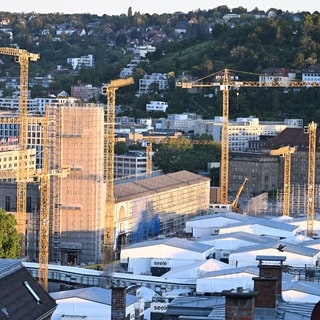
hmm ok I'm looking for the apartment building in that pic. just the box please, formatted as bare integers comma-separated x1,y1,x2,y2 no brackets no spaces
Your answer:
146,101,168,112
71,84,100,102
157,113,201,133
0,96,78,113
138,73,168,96
67,54,94,70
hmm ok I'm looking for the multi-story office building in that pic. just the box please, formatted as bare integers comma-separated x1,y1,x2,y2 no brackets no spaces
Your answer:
115,151,148,178
212,116,303,151
0,97,78,113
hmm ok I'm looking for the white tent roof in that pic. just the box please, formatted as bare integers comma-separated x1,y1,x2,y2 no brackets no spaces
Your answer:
196,266,259,293
50,286,139,319
121,237,214,260
161,258,233,280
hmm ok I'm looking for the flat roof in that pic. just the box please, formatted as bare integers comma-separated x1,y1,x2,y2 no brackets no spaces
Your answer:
256,255,286,262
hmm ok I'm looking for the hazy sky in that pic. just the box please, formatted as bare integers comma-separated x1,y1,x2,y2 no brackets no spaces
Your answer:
1,0,319,15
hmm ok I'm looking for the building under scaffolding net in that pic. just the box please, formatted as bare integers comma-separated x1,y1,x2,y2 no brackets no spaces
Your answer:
244,192,269,216
50,103,105,265
114,170,211,246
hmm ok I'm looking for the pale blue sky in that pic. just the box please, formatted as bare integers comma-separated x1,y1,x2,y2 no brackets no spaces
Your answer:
1,0,318,15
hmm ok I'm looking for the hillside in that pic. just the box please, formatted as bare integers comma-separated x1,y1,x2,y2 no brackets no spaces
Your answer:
0,7,319,122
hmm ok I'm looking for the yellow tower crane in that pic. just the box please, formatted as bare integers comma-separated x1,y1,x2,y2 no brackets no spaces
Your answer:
270,146,296,216
0,47,39,256
305,121,317,238
176,68,320,207
101,77,134,267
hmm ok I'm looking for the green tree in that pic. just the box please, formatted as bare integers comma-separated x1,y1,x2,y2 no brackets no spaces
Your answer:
115,141,129,154
0,209,20,258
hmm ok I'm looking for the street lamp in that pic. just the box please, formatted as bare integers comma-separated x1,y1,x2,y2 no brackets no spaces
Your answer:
236,92,239,110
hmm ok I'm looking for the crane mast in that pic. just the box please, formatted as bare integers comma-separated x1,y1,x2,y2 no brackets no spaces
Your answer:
0,47,39,256
306,121,317,238
220,69,230,204
270,146,296,216
102,77,134,267
38,110,50,291
142,139,153,174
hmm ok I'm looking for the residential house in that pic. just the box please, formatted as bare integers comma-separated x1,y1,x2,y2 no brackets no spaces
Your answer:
302,64,320,84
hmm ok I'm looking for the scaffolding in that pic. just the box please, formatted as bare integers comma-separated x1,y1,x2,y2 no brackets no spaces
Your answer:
276,184,320,216
115,171,211,243
50,104,105,265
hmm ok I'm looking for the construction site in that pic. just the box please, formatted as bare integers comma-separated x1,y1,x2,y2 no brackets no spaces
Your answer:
1,47,320,295
0,47,213,293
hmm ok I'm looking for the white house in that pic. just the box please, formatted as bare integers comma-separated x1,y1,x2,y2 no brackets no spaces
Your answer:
146,101,168,112
302,65,320,85
67,54,94,70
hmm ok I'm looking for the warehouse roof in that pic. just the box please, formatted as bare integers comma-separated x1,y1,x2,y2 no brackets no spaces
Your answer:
114,170,210,201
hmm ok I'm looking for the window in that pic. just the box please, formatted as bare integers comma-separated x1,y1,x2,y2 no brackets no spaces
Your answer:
5,196,10,212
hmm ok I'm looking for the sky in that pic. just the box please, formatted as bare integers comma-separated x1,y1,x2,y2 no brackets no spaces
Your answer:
0,0,319,15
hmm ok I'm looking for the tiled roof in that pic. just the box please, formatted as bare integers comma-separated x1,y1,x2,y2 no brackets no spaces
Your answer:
264,127,320,150
114,170,209,201
0,260,56,320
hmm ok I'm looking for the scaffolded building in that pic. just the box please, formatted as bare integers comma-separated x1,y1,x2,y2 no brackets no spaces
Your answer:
114,170,210,246
1,104,211,266
49,103,105,265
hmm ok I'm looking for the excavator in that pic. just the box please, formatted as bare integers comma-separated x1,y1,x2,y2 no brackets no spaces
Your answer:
209,177,248,213
231,177,248,212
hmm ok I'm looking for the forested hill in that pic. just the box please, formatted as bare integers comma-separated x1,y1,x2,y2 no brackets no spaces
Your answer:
0,7,319,122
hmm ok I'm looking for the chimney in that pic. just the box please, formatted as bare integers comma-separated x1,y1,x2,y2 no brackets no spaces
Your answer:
253,276,277,308
224,287,258,320
111,286,126,320
256,255,286,298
